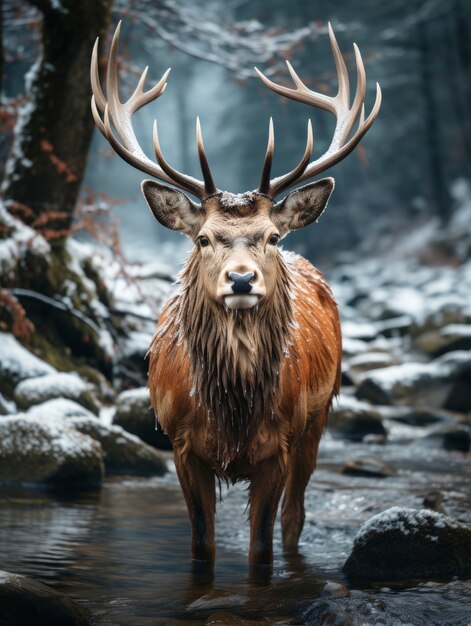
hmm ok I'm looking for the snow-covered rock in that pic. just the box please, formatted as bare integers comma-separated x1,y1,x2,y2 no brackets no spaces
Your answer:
414,323,471,356
0,333,55,395
328,395,386,442
14,372,99,413
348,351,400,375
0,416,104,487
341,457,394,478
355,350,471,407
26,398,96,420
0,570,90,626
114,387,171,450
343,506,471,580
67,418,167,476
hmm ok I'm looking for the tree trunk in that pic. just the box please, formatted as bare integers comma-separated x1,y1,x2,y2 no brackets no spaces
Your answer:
416,5,453,223
2,0,113,228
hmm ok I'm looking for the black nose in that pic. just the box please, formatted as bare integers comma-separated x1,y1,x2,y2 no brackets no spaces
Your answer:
228,271,255,294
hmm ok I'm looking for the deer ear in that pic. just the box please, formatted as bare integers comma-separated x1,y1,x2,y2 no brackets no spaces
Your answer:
141,180,204,236
272,178,335,235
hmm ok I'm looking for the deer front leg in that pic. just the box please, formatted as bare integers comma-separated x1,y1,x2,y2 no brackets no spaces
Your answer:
248,457,287,566
174,448,216,563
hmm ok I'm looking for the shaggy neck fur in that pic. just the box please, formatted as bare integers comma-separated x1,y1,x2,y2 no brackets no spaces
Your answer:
177,250,293,465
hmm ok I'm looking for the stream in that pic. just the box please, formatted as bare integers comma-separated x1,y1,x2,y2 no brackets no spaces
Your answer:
1,436,470,625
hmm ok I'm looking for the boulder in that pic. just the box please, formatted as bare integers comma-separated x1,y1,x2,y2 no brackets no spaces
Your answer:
0,333,54,396
348,351,400,375
328,396,387,442
27,398,97,420
355,351,471,407
343,506,471,581
385,406,466,427
68,417,167,476
341,458,395,478
0,570,90,626
416,425,471,452
414,323,471,356
0,391,15,415
303,584,470,626
341,321,378,342
114,387,171,450
0,416,104,487
14,373,100,413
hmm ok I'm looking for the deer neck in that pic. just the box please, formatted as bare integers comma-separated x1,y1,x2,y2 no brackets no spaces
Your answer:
178,251,293,463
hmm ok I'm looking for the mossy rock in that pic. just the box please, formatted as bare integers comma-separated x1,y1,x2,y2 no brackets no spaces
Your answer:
0,415,104,488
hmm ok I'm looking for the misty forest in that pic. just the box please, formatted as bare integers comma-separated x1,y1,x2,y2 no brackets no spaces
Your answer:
0,0,470,624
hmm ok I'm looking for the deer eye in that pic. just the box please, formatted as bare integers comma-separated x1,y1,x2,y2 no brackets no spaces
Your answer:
268,233,280,245
198,235,210,247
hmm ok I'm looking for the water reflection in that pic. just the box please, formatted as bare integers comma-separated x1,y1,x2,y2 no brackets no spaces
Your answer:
0,445,470,624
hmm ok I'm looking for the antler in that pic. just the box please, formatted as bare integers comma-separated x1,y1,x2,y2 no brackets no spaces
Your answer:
90,21,218,199
254,23,382,198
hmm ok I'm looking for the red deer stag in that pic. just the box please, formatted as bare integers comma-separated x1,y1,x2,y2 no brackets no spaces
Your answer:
91,22,381,566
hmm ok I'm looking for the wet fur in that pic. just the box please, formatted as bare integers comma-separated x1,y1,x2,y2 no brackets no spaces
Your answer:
148,252,341,481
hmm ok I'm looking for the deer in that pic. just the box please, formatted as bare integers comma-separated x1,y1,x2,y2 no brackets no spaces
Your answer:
90,21,381,567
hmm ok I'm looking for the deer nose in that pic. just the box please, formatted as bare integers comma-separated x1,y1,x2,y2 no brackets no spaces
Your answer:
228,271,255,294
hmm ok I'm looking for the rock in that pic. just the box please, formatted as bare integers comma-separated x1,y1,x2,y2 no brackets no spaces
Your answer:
444,367,471,412
0,570,90,626
385,406,466,427
343,506,471,581
417,425,471,452
115,331,150,387
362,434,387,445
422,490,447,514
0,416,104,487
348,351,400,375
342,337,369,358
341,458,395,478
329,396,387,442
303,593,402,626
27,398,97,420
0,391,15,415
0,333,55,396
303,586,471,626
14,373,100,413
114,387,172,450
68,417,167,476
414,324,471,356
342,321,378,342
355,351,471,407
375,315,412,338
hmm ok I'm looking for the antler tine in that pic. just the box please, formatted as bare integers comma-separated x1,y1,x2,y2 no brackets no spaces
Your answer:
90,21,214,199
270,120,313,193
328,22,350,110
152,120,203,197
91,38,107,112
196,117,217,196
274,82,382,195
255,24,381,197
258,117,275,195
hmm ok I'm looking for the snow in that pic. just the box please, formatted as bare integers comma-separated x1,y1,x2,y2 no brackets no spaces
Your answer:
0,415,97,461
117,387,151,406
15,372,91,405
357,350,471,392
353,506,461,546
0,203,50,273
341,320,378,341
27,398,96,420
0,332,55,384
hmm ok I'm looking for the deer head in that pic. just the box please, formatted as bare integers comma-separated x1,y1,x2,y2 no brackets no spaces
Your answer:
91,22,381,311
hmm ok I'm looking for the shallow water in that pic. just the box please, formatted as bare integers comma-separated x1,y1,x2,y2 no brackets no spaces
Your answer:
0,439,470,625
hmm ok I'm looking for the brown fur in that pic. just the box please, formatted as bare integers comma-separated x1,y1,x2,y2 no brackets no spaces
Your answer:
148,234,341,563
